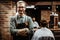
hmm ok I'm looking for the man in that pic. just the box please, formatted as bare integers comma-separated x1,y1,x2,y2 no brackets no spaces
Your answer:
10,1,34,40
31,20,55,40
32,17,39,28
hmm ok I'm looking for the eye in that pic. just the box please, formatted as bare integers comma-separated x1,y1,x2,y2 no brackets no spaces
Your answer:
17,7,25,8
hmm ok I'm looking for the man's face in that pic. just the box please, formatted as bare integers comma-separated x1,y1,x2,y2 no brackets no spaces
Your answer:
33,18,35,21
17,2,26,16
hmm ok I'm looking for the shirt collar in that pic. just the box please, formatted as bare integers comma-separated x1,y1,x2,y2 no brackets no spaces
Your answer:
17,14,26,18
41,27,46,29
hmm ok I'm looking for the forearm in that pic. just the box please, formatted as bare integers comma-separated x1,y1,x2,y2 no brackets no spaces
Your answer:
10,27,30,35
10,28,19,35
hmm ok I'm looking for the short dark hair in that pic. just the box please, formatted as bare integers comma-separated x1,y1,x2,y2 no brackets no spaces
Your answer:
40,20,48,27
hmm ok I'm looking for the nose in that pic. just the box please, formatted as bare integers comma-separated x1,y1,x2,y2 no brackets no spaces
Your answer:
19,8,23,11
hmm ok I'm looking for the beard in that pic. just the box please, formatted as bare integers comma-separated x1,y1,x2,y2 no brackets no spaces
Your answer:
18,11,25,16
18,10,25,13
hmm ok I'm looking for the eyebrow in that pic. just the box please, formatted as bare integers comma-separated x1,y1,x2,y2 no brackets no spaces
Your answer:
17,6,25,8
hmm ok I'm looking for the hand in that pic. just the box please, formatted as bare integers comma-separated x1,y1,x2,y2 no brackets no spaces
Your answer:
24,28,29,32
17,28,29,36
33,28,38,32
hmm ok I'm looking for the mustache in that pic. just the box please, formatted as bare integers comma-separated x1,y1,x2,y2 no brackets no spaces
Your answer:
18,10,23,11
18,10,24,12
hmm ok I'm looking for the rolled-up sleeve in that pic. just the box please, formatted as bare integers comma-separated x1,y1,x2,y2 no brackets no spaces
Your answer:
10,16,19,35
28,17,34,29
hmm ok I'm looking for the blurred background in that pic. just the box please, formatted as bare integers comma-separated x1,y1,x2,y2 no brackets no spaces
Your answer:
0,0,60,40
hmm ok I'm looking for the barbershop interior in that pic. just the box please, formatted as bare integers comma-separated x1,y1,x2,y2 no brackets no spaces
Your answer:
0,0,60,40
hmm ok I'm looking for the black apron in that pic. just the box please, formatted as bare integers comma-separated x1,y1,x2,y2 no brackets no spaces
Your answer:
13,16,34,40
13,23,30,40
